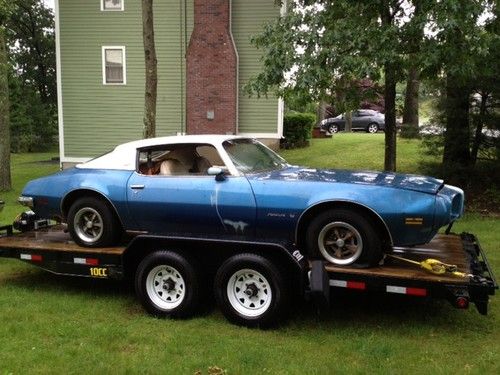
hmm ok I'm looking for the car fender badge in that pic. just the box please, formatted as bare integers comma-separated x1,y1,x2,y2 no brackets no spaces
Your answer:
405,217,423,225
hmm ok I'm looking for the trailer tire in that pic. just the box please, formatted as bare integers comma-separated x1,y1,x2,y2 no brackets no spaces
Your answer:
67,197,120,247
135,251,201,319
214,253,289,328
306,208,382,267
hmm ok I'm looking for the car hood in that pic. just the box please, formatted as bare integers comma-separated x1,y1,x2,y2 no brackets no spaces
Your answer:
249,166,444,194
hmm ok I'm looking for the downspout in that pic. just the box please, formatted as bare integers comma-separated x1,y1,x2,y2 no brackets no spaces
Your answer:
229,0,239,134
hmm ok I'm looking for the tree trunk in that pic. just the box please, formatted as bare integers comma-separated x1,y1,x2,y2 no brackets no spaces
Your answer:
401,0,423,138
402,66,419,130
442,77,471,167
0,26,12,191
317,101,327,123
384,63,397,172
142,0,157,139
380,1,397,172
470,92,488,165
345,111,352,132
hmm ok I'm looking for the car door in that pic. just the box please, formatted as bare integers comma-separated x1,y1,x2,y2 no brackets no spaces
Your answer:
126,144,257,237
352,110,370,129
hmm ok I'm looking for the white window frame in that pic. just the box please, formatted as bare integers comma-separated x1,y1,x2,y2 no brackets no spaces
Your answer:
102,46,127,85
101,0,124,11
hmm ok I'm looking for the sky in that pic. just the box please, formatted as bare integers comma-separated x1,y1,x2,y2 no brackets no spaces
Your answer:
43,0,54,10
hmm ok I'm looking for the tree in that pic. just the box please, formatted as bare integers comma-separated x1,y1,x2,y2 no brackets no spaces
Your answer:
469,12,500,164
142,0,157,139
246,0,408,171
0,1,13,191
401,0,427,138
7,0,56,152
424,0,496,168
7,0,56,106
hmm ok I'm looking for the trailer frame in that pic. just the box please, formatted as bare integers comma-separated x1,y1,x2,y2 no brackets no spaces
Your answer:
0,223,496,325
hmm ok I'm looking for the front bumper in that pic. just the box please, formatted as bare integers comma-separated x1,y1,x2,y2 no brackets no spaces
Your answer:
18,196,34,208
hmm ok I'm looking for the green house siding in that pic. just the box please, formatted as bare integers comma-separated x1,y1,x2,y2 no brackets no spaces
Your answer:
58,0,279,159
232,0,281,134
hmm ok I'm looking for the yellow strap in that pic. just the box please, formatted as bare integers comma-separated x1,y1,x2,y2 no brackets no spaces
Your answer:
387,254,468,278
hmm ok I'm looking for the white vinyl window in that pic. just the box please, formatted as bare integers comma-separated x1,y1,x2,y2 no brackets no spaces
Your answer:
101,0,124,11
102,46,126,85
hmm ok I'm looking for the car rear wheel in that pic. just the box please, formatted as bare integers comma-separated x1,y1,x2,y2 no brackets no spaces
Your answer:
67,197,121,247
328,124,339,133
214,253,289,327
367,123,379,133
135,251,202,318
306,209,383,267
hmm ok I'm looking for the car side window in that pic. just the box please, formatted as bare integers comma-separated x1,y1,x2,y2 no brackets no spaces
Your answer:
137,144,224,176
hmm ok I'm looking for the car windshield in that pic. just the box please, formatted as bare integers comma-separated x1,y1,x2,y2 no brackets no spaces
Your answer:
223,139,288,173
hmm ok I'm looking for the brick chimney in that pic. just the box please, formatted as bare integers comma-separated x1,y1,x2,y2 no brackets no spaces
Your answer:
186,0,238,134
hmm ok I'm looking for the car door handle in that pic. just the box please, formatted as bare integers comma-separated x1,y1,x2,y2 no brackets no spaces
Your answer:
130,184,145,190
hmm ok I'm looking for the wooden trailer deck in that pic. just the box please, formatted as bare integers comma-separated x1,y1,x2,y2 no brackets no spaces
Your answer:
0,225,125,255
325,234,471,284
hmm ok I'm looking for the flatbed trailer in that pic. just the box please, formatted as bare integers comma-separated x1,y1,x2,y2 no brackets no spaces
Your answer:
0,224,496,327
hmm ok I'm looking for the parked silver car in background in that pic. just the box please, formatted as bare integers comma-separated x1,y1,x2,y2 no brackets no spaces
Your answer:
320,109,385,134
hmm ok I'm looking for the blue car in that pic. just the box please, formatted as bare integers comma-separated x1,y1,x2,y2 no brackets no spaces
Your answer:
18,135,464,266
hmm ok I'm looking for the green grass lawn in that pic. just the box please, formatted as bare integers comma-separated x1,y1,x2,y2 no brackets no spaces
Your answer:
0,137,498,374
280,133,432,173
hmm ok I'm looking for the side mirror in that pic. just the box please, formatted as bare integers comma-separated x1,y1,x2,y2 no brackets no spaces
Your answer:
207,167,227,181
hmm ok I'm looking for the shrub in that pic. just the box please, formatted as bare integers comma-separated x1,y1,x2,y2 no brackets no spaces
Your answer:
282,112,316,149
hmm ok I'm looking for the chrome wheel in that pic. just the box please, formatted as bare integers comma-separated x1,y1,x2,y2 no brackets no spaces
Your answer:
74,207,104,244
226,269,272,317
146,265,186,310
328,124,339,133
318,221,363,265
367,123,379,133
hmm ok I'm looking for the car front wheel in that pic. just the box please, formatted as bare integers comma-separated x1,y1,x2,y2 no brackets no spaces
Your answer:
367,123,379,133
328,124,339,133
67,197,121,247
306,209,383,267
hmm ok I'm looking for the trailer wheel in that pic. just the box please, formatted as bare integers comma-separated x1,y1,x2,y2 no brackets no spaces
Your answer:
306,208,382,267
135,251,201,318
67,197,120,247
214,253,289,327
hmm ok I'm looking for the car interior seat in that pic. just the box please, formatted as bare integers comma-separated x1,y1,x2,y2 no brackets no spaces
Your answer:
167,148,195,169
194,156,212,174
159,158,185,175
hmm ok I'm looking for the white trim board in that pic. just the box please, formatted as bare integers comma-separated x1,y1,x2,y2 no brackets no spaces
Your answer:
55,0,65,168
238,133,282,139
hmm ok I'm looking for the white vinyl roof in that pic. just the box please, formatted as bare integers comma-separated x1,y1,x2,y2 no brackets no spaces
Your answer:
76,134,246,172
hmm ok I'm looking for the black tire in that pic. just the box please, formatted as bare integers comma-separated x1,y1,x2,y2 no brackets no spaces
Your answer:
67,197,121,247
367,123,379,133
306,209,382,267
328,124,339,133
135,251,201,319
214,253,290,328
